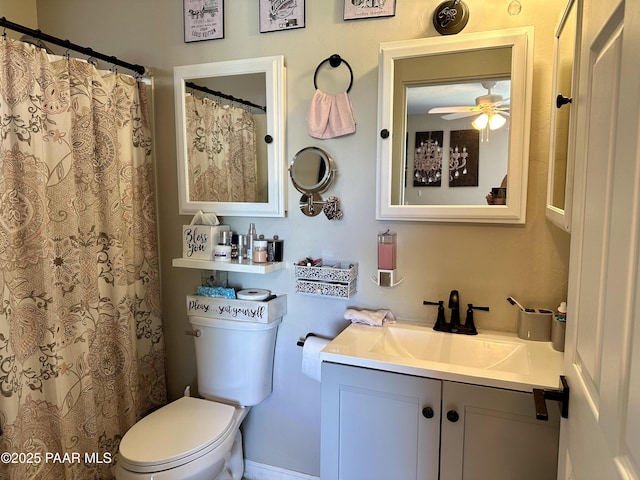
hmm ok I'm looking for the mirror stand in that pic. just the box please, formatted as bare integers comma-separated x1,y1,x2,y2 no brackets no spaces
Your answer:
299,193,324,217
298,194,343,220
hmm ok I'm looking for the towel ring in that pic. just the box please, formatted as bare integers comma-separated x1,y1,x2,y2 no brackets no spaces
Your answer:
313,54,354,93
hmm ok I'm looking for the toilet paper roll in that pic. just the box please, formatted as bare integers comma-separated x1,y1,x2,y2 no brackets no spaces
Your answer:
301,336,331,382
237,289,271,301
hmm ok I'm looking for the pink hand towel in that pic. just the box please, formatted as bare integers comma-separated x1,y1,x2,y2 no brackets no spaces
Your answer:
307,89,356,139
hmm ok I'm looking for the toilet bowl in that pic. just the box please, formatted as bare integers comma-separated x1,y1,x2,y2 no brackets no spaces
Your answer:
115,396,248,480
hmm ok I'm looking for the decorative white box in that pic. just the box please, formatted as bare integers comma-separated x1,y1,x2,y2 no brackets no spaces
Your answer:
294,261,358,299
186,294,287,324
295,279,357,299
182,224,229,260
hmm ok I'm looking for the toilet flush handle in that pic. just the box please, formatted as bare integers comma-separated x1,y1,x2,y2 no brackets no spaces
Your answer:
185,329,201,337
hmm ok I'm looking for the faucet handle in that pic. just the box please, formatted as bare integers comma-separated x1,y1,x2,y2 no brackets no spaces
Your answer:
423,300,441,306
424,300,450,332
459,304,489,335
469,304,490,312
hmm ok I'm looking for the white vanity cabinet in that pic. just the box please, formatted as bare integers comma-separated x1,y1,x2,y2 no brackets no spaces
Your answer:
440,381,560,480
321,362,560,480
321,362,441,480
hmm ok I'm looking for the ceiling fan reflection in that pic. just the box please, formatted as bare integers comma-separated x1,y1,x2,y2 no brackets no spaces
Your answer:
428,81,510,141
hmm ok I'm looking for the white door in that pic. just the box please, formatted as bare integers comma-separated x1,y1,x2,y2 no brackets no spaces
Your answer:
558,0,640,477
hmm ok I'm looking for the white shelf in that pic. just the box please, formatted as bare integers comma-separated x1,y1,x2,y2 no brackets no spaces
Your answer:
172,257,286,274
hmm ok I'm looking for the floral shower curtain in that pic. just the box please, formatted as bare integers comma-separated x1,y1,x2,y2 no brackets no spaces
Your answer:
0,38,166,479
185,94,258,202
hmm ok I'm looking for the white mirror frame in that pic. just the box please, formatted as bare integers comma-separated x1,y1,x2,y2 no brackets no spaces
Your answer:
376,27,534,223
174,55,287,217
546,0,580,232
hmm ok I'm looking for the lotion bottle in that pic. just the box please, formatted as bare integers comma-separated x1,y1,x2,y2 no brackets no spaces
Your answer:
247,223,257,261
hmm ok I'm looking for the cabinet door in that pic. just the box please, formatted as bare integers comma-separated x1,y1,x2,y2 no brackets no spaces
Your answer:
321,363,441,480
440,381,560,480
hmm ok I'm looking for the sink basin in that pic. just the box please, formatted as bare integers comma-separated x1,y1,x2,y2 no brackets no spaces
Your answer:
320,322,564,391
370,325,531,375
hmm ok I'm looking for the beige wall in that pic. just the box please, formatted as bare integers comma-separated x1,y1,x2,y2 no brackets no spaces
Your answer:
1,0,38,37
34,0,570,475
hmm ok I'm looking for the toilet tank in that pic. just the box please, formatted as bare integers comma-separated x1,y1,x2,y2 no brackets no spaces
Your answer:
186,295,286,406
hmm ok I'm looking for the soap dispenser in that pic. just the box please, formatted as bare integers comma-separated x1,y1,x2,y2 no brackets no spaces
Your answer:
374,230,403,287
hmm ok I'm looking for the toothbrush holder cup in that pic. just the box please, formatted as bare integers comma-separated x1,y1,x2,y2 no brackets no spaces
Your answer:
517,308,553,341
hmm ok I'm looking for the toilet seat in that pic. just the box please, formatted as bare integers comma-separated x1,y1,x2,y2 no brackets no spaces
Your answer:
118,396,237,474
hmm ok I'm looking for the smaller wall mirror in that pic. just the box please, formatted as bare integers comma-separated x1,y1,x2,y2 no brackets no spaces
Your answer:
546,0,580,232
290,147,338,217
175,56,286,217
376,27,534,223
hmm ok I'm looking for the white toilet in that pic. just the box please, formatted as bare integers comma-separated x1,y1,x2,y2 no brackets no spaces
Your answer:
115,311,281,480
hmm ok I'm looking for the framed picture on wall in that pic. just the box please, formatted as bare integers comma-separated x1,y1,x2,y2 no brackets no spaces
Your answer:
449,129,480,187
344,0,396,21
413,131,444,187
184,0,224,42
260,0,306,33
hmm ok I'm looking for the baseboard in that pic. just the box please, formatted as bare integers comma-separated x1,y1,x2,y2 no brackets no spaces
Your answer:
244,460,319,480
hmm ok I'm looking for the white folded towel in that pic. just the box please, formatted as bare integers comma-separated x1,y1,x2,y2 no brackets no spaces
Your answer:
344,308,396,327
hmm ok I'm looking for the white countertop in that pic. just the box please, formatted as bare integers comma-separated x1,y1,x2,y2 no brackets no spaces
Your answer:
319,322,564,392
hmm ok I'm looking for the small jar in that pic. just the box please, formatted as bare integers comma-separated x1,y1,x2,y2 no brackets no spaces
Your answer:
219,230,231,246
253,240,268,263
267,235,284,262
214,244,232,261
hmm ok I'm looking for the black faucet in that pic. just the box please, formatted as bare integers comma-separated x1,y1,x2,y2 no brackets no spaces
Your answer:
424,291,489,335
448,290,461,332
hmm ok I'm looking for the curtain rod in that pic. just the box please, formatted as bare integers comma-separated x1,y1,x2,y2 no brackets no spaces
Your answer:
0,17,147,76
185,81,267,113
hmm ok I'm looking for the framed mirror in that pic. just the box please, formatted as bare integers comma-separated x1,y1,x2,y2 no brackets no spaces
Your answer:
289,147,338,217
376,27,534,223
546,0,580,231
174,55,286,217
290,146,336,195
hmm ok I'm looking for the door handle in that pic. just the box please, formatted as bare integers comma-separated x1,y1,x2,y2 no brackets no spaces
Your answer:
533,375,569,421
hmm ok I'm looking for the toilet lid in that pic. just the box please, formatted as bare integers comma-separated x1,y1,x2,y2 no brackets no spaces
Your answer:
119,396,236,470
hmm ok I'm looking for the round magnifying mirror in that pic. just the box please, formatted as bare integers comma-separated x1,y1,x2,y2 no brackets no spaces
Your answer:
290,147,336,195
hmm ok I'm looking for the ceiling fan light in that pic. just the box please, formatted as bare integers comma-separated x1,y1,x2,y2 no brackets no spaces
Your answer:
472,113,488,130
489,113,507,130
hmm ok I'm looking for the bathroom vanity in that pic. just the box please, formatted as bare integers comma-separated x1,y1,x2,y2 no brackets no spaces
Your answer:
319,323,563,480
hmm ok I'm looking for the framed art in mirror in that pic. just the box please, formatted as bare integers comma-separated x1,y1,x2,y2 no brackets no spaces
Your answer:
546,0,580,232
376,27,534,223
174,55,287,217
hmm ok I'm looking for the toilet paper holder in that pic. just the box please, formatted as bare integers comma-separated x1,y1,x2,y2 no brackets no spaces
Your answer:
297,333,317,347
